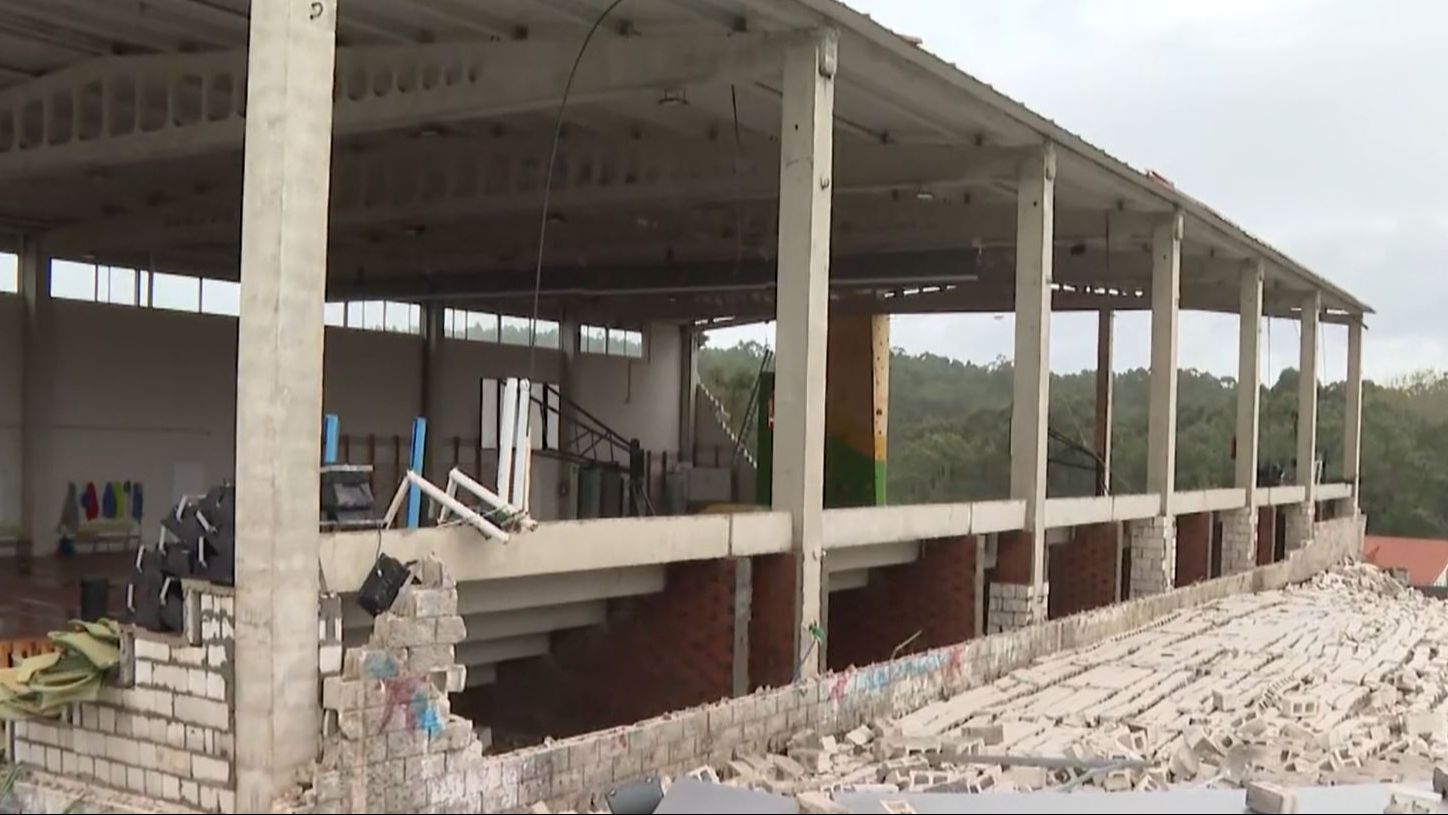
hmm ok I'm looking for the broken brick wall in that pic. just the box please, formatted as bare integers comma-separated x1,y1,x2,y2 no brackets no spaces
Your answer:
8,583,240,812
304,561,483,813
1047,523,1118,619
749,552,799,690
1175,512,1213,587
472,558,741,740
826,537,977,672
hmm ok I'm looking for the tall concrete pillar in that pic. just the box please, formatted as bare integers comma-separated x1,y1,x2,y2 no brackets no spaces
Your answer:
1297,291,1321,498
1147,211,1183,515
18,236,52,555
994,145,1056,630
1093,309,1113,496
1236,261,1264,505
1287,291,1321,551
1344,317,1364,506
770,31,835,679
556,314,581,519
678,324,699,463
824,313,889,508
420,303,447,485
232,0,338,808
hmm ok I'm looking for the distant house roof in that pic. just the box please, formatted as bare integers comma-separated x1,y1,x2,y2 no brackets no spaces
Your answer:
1364,536,1448,586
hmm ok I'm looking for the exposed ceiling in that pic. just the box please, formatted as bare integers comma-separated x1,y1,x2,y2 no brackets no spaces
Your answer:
0,0,1370,324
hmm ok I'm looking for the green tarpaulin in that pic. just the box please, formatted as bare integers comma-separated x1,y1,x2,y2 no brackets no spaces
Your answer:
0,619,121,720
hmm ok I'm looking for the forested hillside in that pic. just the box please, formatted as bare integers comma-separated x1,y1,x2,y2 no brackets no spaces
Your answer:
700,341,1448,537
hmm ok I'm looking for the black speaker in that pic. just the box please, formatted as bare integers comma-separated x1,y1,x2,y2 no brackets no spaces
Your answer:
79,577,109,622
127,548,166,632
320,466,376,524
357,554,409,617
158,578,185,633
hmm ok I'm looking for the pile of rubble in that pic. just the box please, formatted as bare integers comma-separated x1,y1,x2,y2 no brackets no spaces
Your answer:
699,561,1448,802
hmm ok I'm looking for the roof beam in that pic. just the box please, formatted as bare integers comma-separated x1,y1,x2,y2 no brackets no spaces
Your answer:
49,138,1027,253
0,31,814,183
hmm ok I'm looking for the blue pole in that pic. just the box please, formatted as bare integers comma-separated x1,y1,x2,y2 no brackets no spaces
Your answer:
322,414,340,465
407,417,428,528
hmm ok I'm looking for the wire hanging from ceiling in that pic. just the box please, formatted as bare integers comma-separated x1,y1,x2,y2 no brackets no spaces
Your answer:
526,0,628,380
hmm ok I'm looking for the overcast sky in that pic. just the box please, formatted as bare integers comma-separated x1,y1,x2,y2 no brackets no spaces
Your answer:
711,0,1446,384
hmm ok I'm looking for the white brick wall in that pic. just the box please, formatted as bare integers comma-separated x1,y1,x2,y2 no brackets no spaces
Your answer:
1220,506,1257,575
1128,516,1176,597
1285,502,1314,552
986,581,1049,633
11,581,240,813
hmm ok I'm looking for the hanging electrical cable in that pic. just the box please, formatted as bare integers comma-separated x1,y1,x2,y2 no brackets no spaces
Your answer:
526,0,628,380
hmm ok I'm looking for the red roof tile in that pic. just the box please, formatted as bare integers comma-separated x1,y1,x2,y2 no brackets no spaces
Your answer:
1364,536,1448,586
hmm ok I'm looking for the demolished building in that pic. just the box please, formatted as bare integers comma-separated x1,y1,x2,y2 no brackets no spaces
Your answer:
0,0,1379,812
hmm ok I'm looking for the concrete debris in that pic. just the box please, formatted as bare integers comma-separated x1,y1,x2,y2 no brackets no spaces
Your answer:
795,790,848,814
690,562,1448,802
1246,781,1299,813
1383,786,1439,814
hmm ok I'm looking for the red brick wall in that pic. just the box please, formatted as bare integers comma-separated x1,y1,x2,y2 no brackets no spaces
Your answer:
465,559,740,740
1257,506,1276,565
1175,512,1212,587
749,552,798,691
1047,523,1117,619
826,537,977,672
995,529,1034,584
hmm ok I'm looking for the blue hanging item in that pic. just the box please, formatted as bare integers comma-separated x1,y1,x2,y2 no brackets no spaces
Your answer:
406,417,428,529
101,482,118,519
323,414,341,465
131,482,144,521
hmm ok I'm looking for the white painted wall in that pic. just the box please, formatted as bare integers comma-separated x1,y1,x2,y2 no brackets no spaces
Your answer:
570,322,682,456
0,297,685,551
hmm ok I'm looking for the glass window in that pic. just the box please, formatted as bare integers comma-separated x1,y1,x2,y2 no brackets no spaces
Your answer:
581,325,607,354
103,266,138,306
532,319,560,349
383,301,411,334
620,329,644,358
467,311,499,342
152,273,201,312
0,253,19,293
50,261,97,301
324,302,345,326
499,315,532,346
346,301,364,328
200,278,240,316
362,300,385,330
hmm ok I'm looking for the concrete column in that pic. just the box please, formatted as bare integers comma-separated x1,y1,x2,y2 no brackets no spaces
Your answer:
1147,211,1183,515
420,303,446,485
1344,317,1364,502
232,0,338,808
770,31,835,679
1127,515,1176,597
17,236,52,555
824,313,889,508
1220,506,1257,575
1009,144,1055,603
556,314,581,519
678,324,698,463
1297,291,1321,498
1093,309,1113,496
1236,261,1264,505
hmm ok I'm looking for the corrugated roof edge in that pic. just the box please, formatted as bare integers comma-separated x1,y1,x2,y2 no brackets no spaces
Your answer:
799,0,1373,315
